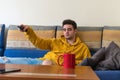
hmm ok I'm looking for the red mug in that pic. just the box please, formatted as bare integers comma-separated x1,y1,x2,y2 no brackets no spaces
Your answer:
57,53,75,69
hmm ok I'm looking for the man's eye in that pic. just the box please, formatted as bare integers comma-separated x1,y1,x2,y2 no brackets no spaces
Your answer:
62,28,72,31
63,29,66,31
68,28,72,31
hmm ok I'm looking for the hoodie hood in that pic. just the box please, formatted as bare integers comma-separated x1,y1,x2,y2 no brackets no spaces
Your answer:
60,35,82,46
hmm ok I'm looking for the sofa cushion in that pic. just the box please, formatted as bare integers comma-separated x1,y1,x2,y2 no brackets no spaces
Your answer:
77,27,103,50
102,26,120,47
56,26,103,51
95,70,120,80
96,41,120,70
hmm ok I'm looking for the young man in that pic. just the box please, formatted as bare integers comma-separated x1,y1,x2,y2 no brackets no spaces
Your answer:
0,19,91,65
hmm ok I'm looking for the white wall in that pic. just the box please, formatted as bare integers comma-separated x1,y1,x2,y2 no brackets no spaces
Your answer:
0,0,120,27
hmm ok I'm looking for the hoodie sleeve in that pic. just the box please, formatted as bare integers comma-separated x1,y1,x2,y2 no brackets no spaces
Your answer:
24,27,52,50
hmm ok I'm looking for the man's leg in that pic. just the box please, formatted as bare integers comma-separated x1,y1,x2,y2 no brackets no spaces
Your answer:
0,57,43,65
0,57,7,63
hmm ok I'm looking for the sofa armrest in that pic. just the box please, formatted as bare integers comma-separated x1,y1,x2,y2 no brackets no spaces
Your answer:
0,24,5,56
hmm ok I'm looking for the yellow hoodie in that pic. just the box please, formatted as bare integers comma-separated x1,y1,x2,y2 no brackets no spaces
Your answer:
25,27,91,65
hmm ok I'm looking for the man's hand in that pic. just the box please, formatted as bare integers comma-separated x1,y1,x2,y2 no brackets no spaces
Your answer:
18,24,29,32
42,59,53,65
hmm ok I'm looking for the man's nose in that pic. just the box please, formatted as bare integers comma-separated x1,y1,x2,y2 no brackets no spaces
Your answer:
65,29,69,32
65,30,69,34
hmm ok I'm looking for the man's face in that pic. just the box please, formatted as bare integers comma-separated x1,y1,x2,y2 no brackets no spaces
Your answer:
62,24,76,40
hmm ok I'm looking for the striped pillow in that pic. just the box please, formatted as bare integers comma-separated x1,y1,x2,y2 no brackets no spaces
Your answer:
102,26,120,47
6,25,56,48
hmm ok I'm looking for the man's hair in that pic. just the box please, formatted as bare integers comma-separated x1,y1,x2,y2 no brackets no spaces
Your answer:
62,19,77,30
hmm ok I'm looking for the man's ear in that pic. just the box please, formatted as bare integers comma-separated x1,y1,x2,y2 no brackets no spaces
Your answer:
75,29,77,33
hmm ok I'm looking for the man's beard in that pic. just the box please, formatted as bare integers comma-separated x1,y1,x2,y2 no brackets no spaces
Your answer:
66,36,73,40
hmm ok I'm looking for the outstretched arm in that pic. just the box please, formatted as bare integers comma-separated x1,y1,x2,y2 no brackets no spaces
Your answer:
18,24,52,50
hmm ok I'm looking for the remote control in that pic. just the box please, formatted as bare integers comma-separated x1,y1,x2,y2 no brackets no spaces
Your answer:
17,26,24,31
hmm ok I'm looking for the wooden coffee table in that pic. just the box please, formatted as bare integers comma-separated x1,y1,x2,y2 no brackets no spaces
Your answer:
0,64,99,80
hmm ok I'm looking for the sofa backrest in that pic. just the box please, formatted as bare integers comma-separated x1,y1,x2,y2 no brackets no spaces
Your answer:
4,25,56,58
4,25,120,58
102,26,120,47
77,27,103,50
6,25,56,49
56,26,103,52
0,24,5,56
